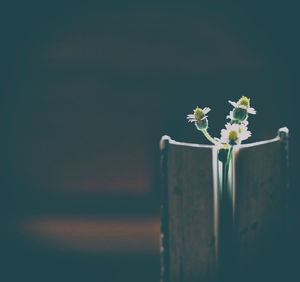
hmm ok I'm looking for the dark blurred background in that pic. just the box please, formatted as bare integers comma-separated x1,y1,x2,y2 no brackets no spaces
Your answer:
0,1,299,281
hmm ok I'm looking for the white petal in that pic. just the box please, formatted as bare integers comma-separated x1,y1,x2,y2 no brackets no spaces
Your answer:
220,137,228,144
248,107,256,114
240,132,251,141
226,123,239,131
221,129,228,137
239,123,248,131
226,111,234,120
241,120,249,126
239,105,247,110
239,127,251,140
203,107,211,114
228,100,238,107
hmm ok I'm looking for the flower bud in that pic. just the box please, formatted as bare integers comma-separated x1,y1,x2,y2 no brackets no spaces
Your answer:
194,107,205,120
233,107,247,121
195,117,208,130
218,147,228,162
239,96,250,108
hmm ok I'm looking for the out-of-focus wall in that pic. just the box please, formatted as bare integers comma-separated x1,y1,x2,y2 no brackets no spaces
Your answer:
3,2,294,215
0,2,298,281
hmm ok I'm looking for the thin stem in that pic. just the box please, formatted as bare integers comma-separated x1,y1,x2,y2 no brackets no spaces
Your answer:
219,145,233,280
202,129,217,145
226,146,233,168
222,160,227,193
223,146,233,189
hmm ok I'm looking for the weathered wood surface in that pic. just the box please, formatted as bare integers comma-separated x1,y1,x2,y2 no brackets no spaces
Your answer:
233,130,289,281
160,137,217,282
160,128,289,282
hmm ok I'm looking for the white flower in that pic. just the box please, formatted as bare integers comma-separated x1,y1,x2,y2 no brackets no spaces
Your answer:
220,123,251,145
187,106,210,130
227,96,255,122
186,106,211,123
228,96,256,114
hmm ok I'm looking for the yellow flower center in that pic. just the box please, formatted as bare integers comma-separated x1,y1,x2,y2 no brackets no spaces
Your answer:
238,96,250,108
229,130,239,142
194,107,205,120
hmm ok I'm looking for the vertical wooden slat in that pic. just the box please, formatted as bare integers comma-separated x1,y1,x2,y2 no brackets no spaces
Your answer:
160,136,170,282
167,141,217,282
233,130,288,281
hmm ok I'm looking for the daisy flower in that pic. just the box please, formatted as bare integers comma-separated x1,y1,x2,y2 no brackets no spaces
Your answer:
220,123,251,145
227,96,256,122
187,106,210,130
229,96,256,114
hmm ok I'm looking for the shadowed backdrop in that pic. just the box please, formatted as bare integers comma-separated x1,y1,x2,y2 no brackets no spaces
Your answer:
1,1,299,281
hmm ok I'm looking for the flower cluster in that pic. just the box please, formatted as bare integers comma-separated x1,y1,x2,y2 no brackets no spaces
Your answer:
187,96,255,147
221,96,254,145
187,97,256,201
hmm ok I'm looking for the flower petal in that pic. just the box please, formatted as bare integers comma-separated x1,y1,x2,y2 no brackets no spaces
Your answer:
241,120,249,126
226,111,234,120
203,107,211,114
239,105,247,110
228,100,238,107
248,107,256,114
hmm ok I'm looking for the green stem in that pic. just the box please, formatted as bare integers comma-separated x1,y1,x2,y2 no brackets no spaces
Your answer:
202,129,217,145
226,146,233,168
223,146,233,188
219,145,233,279
222,159,227,193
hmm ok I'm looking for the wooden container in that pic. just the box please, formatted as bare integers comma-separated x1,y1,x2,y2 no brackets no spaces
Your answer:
160,128,289,282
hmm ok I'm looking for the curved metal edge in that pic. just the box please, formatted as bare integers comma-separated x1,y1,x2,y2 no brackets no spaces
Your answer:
278,126,289,141
160,135,171,151
163,127,290,150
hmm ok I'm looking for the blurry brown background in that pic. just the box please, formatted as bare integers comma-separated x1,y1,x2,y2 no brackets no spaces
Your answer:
0,1,299,281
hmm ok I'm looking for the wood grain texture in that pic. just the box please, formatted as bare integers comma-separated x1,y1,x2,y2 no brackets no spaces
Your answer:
166,141,217,282
161,129,289,282
233,134,288,281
